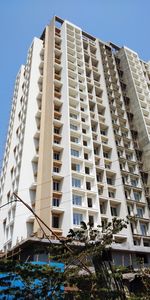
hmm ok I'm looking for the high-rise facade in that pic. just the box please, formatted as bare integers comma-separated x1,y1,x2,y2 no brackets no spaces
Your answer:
0,16,150,265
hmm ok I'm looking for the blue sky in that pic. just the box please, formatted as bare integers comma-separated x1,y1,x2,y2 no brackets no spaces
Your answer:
0,0,150,165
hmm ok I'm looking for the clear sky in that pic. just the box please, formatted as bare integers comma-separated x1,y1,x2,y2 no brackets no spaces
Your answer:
0,0,150,166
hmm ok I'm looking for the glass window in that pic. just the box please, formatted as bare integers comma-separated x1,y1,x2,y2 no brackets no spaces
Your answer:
104,152,109,158
131,179,138,187
85,167,90,174
87,198,92,207
111,206,118,216
107,177,113,185
73,194,82,205
86,181,91,190
73,213,83,225
140,223,147,236
52,215,59,228
53,198,60,207
84,153,88,160
71,149,79,157
72,163,80,172
108,191,115,198
70,124,78,131
134,192,141,201
70,113,77,119
82,128,86,134
53,152,60,160
71,136,79,143
72,178,81,188
137,207,144,218
54,127,60,134
83,140,87,146
53,166,59,173
53,181,60,191
100,203,105,214
89,215,94,226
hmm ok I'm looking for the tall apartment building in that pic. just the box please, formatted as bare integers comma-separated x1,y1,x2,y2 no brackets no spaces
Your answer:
0,16,150,266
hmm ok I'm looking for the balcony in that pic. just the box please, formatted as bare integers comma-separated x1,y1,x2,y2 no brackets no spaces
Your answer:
55,28,61,37
54,91,61,100
54,110,61,121
55,43,61,51
55,58,61,65
54,74,61,81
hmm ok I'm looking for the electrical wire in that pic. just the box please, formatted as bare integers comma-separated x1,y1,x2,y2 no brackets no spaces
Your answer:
0,157,149,203
0,176,148,216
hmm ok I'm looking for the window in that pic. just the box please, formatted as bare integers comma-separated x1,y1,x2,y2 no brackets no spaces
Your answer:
54,138,60,144
136,253,148,264
53,198,60,207
118,151,123,158
72,178,81,188
125,190,131,199
97,174,102,182
111,206,118,216
130,223,134,234
83,140,87,146
126,153,133,161
82,117,85,122
122,176,129,184
131,179,138,187
70,124,78,131
73,213,83,225
98,188,103,195
71,149,79,157
107,177,113,185
87,198,92,208
100,203,105,214
105,164,111,169
94,148,99,155
71,136,79,143
73,194,82,205
54,127,60,134
134,192,141,201
127,205,133,215
84,153,88,160
53,181,60,191
70,113,77,119
52,215,59,228
102,219,108,230
101,130,106,136
85,167,90,174
108,191,115,198
89,215,94,227
53,166,59,173
140,223,147,236
103,152,109,158
82,128,86,134
53,152,60,160
72,163,80,172
137,207,144,218
129,166,135,173
86,181,91,190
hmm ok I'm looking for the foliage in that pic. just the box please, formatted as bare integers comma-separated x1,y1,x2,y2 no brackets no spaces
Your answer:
0,260,65,299
1,218,150,299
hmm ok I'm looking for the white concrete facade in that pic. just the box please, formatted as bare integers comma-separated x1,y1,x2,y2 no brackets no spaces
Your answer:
0,16,150,265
